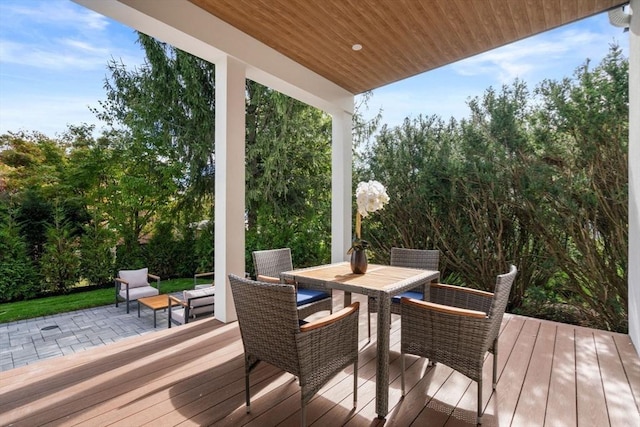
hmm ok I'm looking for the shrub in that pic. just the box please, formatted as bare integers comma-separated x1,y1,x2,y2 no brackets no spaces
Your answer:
0,204,40,301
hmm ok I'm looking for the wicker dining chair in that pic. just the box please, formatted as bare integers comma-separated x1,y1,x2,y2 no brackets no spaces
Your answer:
399,264,517,425
228,274,360,427
252,248,332,319
367,248,440,339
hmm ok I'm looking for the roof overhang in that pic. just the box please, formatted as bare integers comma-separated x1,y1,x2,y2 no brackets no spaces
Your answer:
75,0,626,115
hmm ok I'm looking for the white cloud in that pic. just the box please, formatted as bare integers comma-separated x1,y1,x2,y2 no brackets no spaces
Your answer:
0,0,108,31
451,24,622,84
0,0,141,72
0,38,111,70
0,0,145,136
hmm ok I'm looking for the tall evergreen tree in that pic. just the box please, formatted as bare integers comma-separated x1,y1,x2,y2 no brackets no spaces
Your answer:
97,33,333,266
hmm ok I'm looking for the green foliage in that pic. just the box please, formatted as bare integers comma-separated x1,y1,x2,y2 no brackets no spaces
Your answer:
0,201,40,301
527,45,628,331
15,188,53,263
115,230,146,272
357,46,628,332
0,131,67,192
95,36,214,214
79,212,115,286
39,205,81,294
145,222,179,278
173,224,198,278
97,34,334,274
194,220,214,273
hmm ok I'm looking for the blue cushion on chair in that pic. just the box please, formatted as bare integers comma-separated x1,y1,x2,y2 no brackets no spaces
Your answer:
392,290,423,304
297,289,330,306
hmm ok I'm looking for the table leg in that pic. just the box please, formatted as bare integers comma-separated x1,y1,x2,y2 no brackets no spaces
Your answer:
153,310,157,328
376,292,391,418
343,291,352,307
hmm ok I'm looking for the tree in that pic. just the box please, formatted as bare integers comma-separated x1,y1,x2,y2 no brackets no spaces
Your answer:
79,209,116,287
0,131,67,193
97,33,334,267
40,205,81,294
357,46,628,332
529,46,628,331
0,199,40,301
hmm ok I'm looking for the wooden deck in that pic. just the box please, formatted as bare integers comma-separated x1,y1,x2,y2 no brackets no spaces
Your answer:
1,292,639,426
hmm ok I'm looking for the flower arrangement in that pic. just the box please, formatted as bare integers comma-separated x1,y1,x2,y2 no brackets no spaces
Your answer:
347,180,390,254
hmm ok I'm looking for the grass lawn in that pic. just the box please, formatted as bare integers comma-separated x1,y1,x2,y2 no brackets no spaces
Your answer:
0,277,212,324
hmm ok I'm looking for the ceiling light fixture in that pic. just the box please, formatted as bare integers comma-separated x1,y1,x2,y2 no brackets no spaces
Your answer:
352,44,362,51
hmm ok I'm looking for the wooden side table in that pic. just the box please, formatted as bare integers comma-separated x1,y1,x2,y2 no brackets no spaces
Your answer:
137,294,176,328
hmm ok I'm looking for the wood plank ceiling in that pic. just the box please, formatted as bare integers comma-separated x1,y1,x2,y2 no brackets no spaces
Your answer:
188,0,626,94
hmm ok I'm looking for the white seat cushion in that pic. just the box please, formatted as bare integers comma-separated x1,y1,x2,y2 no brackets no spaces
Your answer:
119,268,149,289
183,287,215,316
171,308,187,325
119,286,159,301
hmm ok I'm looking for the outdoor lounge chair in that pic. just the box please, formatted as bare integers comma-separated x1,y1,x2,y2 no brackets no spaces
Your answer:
115,268,160,313
367,248,440,339
167,285,215,327
252,247,332,319
193,271,214,289
399,264,517,424
228,274,359,427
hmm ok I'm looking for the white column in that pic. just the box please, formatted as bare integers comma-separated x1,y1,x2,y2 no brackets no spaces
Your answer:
628,0,640,353
214,56,246,323
331,109,354,263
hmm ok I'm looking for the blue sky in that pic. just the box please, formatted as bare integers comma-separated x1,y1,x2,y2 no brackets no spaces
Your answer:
0,0,630,137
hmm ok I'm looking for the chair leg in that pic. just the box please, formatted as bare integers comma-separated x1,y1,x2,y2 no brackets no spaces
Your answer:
367,312,371,341
301,402,306,427
492,338,498,389
353,361,358,408
245,372,251,413
477,379,483,425
400,352,405,396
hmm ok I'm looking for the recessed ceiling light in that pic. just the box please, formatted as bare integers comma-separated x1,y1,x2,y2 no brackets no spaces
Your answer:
352,44,362,51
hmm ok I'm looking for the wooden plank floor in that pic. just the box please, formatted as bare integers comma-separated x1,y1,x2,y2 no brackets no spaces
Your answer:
1,293,639,426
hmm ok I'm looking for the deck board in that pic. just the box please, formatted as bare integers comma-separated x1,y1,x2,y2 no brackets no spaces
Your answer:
1,294,638,427
545,323,577,427
594,332,640,427
511,321,555,426
576,328,612,427
613,333,640,414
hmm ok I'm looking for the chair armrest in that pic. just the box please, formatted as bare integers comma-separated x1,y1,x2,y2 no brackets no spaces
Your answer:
148,273,160,292
300,302,360,332
186,293,216,303
168,295,187,308
431,283,493,298
194,272,214,278
194,272,214,288
114,278,129,291
257,274,281,284
430,283,493,313
295,302,360,379
401,297,487,319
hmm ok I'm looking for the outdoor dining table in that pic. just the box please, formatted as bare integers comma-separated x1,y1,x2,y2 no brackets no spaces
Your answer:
280,261,440,419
